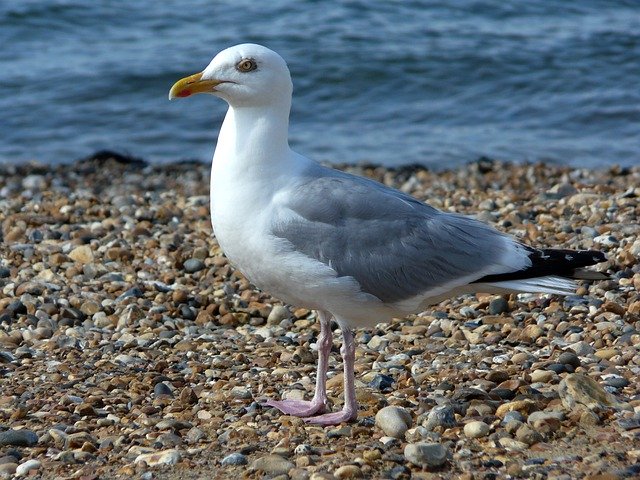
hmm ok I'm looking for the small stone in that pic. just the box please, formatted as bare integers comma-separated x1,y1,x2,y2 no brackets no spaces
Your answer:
221,453,248,466
527,411,564,433
502,411,525,424
230,386,252,399
496,399,537,418
515,424,544,445
334,465,363,478
267,305,290,325
135,449,181,467
559,373,621,411
0,463,17,476
375,406,412,439
368,374,394,391
558,351,581,368
0,429,38,447
403,442,448,468
251,454,295,475
422,404,456,431
486,370,509,383
604,376,630,389
530,369,554,383
183,258,205,273
464,420,490,438
520,324,544,342
15,459,41,477
488,297,509,315
594,348,619,361
498,438,529,451
68,245,94,264
154,382,173,397
569,341,595,357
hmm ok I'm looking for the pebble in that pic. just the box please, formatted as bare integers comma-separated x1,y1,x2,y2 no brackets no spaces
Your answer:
0,159,637,479
404,442,448,468
530,369,555,383
422,404,456,431
0,429,38,447
221,453,248,466
559,373,621,411
375,406,412,438
250,454,295,475
267,305,290,325
464,420,490,438
183,258,205,273
153,382,174,397
135,449,181,467
0,463,18,476
68,245,94,264
15,459,41,477
488,297,509,314
334,465,363,478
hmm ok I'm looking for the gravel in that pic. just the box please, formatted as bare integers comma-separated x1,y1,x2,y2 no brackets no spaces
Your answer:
0,157,638,479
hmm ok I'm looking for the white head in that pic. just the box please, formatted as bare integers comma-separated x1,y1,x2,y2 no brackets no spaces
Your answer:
169,43,292,108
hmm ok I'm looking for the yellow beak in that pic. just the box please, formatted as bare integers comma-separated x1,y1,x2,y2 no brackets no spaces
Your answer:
168,72,222,100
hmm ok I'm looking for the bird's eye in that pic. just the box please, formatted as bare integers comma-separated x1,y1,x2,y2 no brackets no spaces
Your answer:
236,58,257,72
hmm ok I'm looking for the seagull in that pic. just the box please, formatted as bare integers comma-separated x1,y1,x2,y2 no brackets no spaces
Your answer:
169,44,607,425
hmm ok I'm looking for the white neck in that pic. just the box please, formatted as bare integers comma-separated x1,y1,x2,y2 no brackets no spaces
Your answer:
212,101,293,176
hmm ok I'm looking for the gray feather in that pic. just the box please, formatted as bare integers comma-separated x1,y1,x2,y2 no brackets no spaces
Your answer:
272,165,517,303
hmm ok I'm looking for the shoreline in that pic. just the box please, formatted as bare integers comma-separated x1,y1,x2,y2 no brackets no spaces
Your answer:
0,154,639,479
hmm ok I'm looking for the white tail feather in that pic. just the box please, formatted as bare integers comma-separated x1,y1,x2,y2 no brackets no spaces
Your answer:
479,275,577,295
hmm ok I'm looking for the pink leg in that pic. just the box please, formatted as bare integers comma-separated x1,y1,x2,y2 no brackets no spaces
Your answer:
304,327,358,426
262,311,331,417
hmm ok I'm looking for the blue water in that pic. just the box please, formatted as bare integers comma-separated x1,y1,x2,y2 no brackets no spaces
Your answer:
1,1,638,168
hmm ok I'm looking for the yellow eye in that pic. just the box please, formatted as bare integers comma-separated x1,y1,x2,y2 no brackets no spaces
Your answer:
236,58,257,72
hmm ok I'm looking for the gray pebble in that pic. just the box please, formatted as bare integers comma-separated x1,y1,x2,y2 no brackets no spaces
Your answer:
464,421,490,438
488,297,509,315
183,258,205,273
267,305,290,325
557,351,580,368
375,406,413,439
153,382,173,397
250,454,294,475
422,405,456,431
222,452,248,466
502,411,525,424
0,429,38,447
404,442,448,468
604,376,630,389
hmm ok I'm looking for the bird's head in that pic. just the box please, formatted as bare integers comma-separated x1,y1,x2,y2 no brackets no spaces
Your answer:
169,43,292,108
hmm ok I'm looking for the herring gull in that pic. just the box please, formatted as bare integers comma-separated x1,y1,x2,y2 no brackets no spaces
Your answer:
169,44,606,425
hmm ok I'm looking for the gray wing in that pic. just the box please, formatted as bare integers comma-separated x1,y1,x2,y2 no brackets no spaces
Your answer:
272,165,520,303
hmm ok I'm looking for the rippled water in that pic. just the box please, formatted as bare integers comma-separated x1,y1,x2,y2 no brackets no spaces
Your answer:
1,1,638,168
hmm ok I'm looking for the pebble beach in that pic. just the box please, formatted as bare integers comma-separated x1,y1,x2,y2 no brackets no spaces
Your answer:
0,153,639,479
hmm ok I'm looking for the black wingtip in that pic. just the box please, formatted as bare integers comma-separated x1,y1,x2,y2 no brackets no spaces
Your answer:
473,247,608,284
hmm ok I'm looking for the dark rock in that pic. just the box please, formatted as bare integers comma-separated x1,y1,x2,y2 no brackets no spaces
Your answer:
615,415,640,431
183,259,205,273
153,382,173,397
0,429,38,447
557,351,580,368
546,364,566,374
116,287,143,302
488,297,509,315
369,374,395,391
222,452,248,466
490,388,516,400
423,405,456,431
604,377,630,389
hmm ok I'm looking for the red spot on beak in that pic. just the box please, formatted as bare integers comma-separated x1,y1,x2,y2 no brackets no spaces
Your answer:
177,89,191,97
